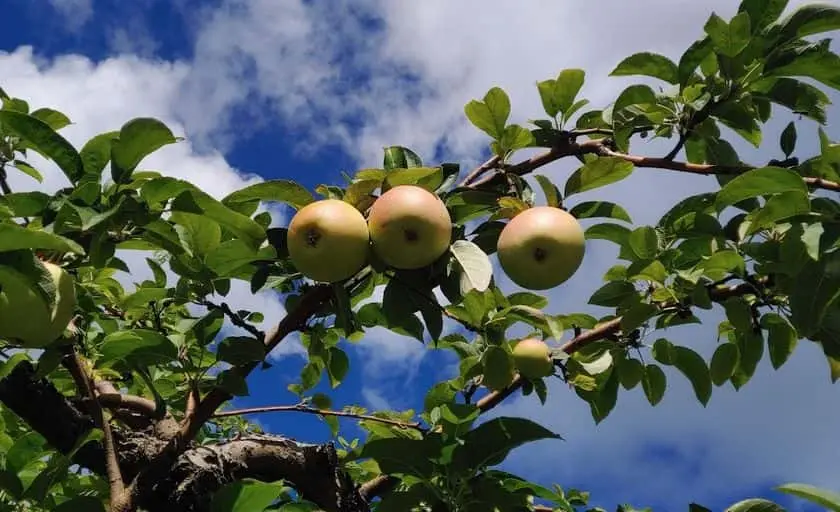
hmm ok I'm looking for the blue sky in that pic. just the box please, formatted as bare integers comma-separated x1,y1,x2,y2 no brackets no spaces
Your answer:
2,0,839,510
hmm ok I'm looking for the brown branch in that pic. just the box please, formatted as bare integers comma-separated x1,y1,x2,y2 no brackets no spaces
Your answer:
213,404,425,431
177,284,334,445
459,154,501,187
359,475,398,502
67,348,129,510
475,277,774,414
95,380,163,420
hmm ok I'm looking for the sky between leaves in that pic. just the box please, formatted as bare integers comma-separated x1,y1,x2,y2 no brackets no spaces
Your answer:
1,0,839,510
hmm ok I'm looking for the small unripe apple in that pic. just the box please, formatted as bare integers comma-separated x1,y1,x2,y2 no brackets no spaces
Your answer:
286,199,370,283
367,185,452,269
0,261,76,348
512,338,554,379
497,206,585,290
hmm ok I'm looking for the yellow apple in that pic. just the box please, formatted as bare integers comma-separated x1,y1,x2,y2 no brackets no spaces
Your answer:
512,338,554,379
497,206,585,290
367,185,452,269
286,199,370,283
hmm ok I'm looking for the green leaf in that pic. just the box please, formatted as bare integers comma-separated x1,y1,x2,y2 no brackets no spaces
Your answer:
383,167,444,192
789,255,840,337
780,121,797,157
495,124,535,155
617,357,644,390
777,4,840,39
641,364,666,406
222,180,315,212
450,240,493,294
99,329,178,366
157,180,265,249
327,347,349,388
704,12,751,57
628,227,659,260
0,224,85,254
652,339,712,406
564,157,634,197
589,281,637,307
710,342,739,386
30,108,71,131
537,69,585,119
731,330,764,389
678,37,714,85
0,110,84,182
569,201,631,222
453,417,561,473
533,175,561,208
776,483,840,511
724,498,785,512
359,437,439,478
111,118,180,183
79,131,119,178
766,41,840,91
738,0,789,32
613,84,657,113
217,337,266,365
761,313,798,370
585,223,630,247
610,52,679,84
211,480,286,512
465,87,511,140
11,160,43,183
384,145,423,170
715,166,807,211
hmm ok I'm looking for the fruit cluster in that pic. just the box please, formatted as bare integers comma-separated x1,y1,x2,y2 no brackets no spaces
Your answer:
287,184,586,289
286,183,587,385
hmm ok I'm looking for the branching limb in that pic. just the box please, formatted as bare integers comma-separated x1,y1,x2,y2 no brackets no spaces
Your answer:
459,154,502,187
213,403,426,432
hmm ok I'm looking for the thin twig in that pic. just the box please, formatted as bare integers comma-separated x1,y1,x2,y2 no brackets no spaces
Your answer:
198,300,265,341
459,154,501,187
213,404,425,431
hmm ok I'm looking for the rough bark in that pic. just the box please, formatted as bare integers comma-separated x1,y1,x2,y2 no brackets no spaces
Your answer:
0,361,370,512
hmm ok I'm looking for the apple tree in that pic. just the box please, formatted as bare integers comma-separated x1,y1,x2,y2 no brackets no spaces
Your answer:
1,1,840,511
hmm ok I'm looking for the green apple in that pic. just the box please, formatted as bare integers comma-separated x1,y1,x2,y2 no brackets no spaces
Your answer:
286,199,370,283
512,338,554,379
497,206,585,290
367,185,452,269
0,260,76,348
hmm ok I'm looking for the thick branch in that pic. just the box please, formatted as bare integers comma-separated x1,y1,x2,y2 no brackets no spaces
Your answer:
136,435,368,512
214,404,425,431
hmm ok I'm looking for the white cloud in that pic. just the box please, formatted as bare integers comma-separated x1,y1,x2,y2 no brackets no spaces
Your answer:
46,0,94,32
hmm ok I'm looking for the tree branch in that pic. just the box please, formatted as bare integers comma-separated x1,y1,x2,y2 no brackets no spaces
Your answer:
474,276,775,415
177,284,334,445
197,299,265,341
95,380,164,420
67,348,129,510
459,154,501,187
213,404,425,432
